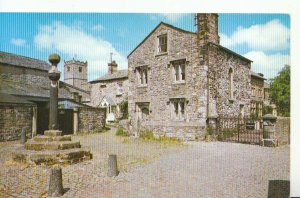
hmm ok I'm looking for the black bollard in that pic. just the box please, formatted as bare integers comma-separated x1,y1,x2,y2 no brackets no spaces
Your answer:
48,166,63,197
107,154,119,177
21,128,27,144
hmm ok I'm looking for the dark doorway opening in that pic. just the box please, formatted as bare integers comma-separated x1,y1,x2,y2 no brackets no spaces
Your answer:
58,109,73,135
36,102,49,135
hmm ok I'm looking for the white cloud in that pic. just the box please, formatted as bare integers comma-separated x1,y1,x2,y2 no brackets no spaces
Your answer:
244,51,290,80
11,38,27,46
150,13,187,22
92,24,105,31
34,21,127,81
220,19,290,51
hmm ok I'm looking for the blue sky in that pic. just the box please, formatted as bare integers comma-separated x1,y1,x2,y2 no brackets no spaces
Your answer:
0,13,290,81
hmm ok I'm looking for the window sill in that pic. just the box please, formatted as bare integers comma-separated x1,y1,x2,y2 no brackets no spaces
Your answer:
172,81,186,85
137,85,148,88
171,119,186,122
155,52,168,57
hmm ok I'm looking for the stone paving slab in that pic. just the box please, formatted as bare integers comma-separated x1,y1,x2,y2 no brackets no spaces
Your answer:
0,128,290,197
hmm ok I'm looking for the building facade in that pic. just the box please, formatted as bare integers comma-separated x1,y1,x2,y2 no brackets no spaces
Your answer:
0,51,104,141
127,13,252,140
250,72,265,118
90,61,129,121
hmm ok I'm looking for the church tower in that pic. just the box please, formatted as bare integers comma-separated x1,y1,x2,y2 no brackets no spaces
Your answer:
64,58,88,89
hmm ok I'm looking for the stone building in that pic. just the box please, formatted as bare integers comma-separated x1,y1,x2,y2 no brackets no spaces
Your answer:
127,13,253,140
0,51,105,141
90,61,129,122
64,58,91,92
250,71,265,117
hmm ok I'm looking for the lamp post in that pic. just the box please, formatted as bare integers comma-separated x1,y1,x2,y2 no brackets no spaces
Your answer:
48,54,61,130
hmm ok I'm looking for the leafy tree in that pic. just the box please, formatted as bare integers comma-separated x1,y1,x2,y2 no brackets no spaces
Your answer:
270,65,290,117
119,100,128,119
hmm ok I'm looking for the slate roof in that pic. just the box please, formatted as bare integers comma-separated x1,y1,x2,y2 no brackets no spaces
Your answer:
101,96,116,106
0,51,50,71
251,71,266,80
90,69,128,83
0,80,70,100
0,93,34,105
210,42,253,63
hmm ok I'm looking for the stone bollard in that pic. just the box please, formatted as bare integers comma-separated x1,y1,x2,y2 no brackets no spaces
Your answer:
48,166,64,197
262,114,277,147
107,154,119,177
21,128,27,144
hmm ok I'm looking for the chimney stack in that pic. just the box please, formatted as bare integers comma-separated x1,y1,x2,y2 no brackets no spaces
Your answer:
196,13,220,46
108,60,118,75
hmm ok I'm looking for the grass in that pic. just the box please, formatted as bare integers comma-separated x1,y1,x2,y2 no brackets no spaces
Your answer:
115,127,128,137
139,130,182,145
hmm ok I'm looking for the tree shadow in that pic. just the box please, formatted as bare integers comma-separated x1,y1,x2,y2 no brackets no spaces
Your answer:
268,180,290,198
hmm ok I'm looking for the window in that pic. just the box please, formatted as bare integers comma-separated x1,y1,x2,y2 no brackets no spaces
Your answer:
136,103,150,121
67,66,70,72
158,34,167,53
171,98,185,121
251,87,255,96
172,60,186,82
79,67,82,72
239,105,244,117
229,68,234,99
117,83,123,96
137,66,148,86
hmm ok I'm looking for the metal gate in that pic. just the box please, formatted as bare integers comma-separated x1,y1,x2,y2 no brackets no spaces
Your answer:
58,109,73,135
217,115,262,145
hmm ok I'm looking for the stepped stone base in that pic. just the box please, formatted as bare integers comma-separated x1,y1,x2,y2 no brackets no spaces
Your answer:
13,148,92,165
12,130,92,165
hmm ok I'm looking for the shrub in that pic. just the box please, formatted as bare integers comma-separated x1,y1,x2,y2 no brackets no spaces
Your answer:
217,128,237,140
116,127,128,137
263,105,273,115
119,100,129,120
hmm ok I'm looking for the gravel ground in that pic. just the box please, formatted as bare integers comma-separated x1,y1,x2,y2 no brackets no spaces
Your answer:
0,128,289,198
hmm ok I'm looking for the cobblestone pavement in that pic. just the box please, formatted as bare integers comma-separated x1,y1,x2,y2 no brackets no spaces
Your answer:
0,128,289,198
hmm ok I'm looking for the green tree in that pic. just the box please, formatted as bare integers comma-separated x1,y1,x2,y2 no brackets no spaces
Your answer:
270,65,290,117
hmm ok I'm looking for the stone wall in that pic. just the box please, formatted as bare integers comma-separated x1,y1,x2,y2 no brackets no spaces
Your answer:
275,117,290,145
207,43,252,117
128,23,208,140
78,107,106,133
0,104,34,141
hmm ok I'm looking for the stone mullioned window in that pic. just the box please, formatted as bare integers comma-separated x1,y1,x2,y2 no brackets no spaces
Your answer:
170,59,186,84
136,66,148,87
170,98,185,121
158,34,167,53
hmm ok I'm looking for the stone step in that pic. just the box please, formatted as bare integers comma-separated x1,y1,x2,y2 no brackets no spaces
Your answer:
13,148,92,165
25,141,81,151
44,130,62,137
34,135,72,142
